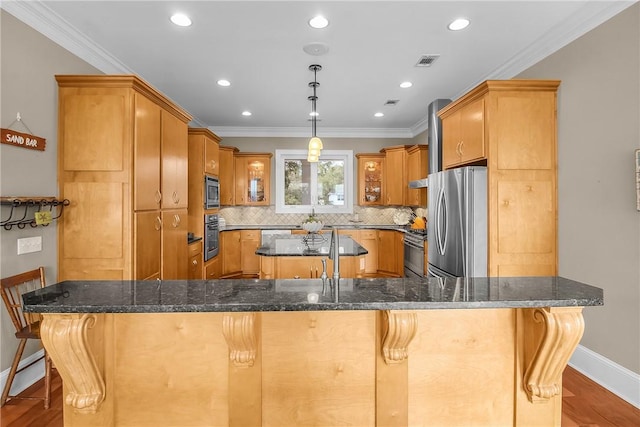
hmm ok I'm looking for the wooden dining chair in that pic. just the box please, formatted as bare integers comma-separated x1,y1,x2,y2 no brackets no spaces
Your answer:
0,267,52,409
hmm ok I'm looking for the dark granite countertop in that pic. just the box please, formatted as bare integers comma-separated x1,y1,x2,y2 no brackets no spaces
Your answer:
22,276,603,314
256,234,368,257
221,224,405,232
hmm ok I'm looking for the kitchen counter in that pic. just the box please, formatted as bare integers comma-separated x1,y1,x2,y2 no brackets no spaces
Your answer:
256,233,368,257
23,276,602,313
24,276,601,427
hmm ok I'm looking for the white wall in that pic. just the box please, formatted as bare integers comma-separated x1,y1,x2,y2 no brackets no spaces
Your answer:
0,10,100,372
519,3,640,374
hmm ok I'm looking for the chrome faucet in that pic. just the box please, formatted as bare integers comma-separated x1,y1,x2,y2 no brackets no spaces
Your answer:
329,227,340,281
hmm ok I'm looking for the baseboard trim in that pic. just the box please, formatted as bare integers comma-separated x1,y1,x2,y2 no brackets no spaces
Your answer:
569,344,640,408
0,349,45,397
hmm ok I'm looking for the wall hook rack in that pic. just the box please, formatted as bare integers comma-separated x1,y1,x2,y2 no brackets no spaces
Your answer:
0,197,70,230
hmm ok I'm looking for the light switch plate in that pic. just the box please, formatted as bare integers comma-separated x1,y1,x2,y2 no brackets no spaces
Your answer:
17,236,42,255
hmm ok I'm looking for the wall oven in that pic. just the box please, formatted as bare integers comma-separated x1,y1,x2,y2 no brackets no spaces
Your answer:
205,175,220,209
204,214,219,261
404,230,427,278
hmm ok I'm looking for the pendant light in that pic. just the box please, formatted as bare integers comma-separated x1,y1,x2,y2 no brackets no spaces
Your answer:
307,64,323,162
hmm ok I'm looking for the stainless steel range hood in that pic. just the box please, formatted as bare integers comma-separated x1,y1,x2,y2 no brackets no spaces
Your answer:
407,98,451,190
408,178,428,188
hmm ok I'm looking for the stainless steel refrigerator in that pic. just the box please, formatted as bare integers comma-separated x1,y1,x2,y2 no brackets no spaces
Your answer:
427,166,487,278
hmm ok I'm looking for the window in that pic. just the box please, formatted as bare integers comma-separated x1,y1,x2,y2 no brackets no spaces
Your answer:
275,149,353,214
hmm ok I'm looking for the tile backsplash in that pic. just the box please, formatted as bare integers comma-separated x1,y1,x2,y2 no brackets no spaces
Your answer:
219,206,427,226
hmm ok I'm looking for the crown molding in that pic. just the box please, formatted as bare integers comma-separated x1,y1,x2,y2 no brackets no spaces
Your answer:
450,0,637,100
209,126,414,139
4,0,633,139
1,0,133,74
410,116,429,137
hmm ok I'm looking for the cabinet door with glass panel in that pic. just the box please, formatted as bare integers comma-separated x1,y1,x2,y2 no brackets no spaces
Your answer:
234,153,272,206
356,154,384,206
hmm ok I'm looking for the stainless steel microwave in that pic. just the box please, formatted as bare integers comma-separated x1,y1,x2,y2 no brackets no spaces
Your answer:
204,175,220,209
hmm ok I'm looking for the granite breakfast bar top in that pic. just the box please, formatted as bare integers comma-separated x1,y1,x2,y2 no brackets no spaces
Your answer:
22,276,603,314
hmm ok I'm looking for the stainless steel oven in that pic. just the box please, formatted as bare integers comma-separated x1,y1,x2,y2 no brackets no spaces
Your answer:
404,230,427,278
204,175,220,209
204,214,219,261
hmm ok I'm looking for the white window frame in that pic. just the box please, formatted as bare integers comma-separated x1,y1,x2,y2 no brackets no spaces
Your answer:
275,149,353,214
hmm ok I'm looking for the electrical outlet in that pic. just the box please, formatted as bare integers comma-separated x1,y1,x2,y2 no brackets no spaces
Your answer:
17,236,42,255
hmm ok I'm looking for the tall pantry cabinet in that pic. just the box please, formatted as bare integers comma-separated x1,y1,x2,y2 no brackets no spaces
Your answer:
438,79,560,277
56,75,192,281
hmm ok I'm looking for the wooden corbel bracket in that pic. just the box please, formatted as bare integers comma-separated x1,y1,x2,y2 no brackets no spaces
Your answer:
222,312,258,367
380,310,418,364
523,307,584,402
40,314,105,414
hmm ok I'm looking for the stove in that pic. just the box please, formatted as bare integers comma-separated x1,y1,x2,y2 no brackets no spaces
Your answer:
403,227,427,278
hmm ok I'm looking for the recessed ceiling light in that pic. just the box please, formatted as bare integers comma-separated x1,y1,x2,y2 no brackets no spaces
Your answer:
400,81,413,89
309,15,329,29
242,111,252,117
374,112,384,118
170,13,192,27
448,18,470,31
217,79,231,87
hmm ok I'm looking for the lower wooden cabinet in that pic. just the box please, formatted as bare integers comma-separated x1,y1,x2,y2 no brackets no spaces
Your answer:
204,256,220,280
377,230,404,277
134,211,161,280
240,230,261,277
358,229,378,276
260,256,361,279
161,209,188,280
188,240,202,280
221,230,242,278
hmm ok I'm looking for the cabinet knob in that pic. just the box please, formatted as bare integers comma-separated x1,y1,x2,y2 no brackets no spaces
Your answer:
155,216,162,231
155,190,162,204
172,191,179,204
192,259,198,266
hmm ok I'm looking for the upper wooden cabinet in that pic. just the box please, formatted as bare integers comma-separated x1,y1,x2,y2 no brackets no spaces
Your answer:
219,145,238,206
189,128,221,178
161,111,188,209
234,153,272,206
441,97,485,169
356,154,384,206
205,138,220,176
133,94,162,211
379,145,410,206
438,79,561,276
406,145,428,207
56,75,192,281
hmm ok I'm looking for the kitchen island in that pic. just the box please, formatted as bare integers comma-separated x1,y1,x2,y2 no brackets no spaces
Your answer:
24,277,602,427
257,231,369,279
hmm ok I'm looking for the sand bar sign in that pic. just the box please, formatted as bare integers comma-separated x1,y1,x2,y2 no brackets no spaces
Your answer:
1,128,46,151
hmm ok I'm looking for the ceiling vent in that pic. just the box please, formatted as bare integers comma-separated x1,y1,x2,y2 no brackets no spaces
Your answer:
384,99,399,106
415,54,440,67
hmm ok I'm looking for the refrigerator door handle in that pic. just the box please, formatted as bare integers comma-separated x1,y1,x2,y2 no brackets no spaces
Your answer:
436,185,447,256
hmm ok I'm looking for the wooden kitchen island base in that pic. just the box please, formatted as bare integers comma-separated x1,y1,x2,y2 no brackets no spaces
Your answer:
41,307,583,427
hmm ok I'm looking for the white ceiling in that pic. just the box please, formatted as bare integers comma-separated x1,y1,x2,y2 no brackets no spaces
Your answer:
3,1,635,138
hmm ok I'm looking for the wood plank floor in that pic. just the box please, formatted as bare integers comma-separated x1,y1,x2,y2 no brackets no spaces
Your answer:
1,366,638,426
